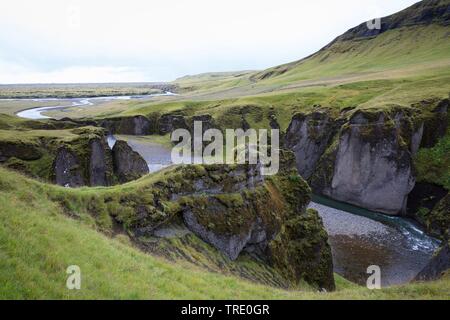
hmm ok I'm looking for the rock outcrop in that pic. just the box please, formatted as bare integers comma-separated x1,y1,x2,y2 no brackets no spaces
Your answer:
415,242,450,281
53,135,116,187
158,114,188,134
285,112,336,179
95,150,334,290
100,115,152,135
1,132,150,188
112,140,149,183
332,0,450,42
53,147,84,187
89,138,114,186
417,193,450,240
315,112,415,214
0,126,148,188
0,141,42,162
180,164,267,260
177,159,334,290
281,100,449,216
420,99,448,148
284,108,422,215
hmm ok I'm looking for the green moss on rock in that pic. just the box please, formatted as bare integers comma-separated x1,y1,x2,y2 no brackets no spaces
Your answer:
268,208,335,291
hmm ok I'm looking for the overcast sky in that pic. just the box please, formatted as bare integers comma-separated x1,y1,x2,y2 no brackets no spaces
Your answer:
0,0,419,84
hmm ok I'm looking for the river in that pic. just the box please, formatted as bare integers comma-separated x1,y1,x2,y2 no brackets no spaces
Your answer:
14,92,176,120
14,99,441,287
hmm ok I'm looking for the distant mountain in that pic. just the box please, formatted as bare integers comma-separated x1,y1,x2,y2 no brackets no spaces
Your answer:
335,0,449,41
175,71,255,82
252,0,450,82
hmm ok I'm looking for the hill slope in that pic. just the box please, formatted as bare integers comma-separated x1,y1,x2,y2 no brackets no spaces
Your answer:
166,0,450,103
33,0,450,120
0,167,449,299
253,0,450,82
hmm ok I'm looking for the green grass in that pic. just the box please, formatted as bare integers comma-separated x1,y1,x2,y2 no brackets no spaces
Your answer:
0,167,449,299
254,25,450,84
85,71,447,133
414,121,450,190
0,128,78,143
0,83,164,99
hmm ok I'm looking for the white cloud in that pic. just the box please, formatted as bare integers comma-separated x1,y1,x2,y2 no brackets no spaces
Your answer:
0,0,420,83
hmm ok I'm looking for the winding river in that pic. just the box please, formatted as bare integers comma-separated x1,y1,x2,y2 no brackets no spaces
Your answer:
13,96,441,287
14,92,176,120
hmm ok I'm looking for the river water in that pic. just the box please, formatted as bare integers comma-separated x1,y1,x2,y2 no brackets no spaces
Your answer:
107,134,172,172
309,197,439,286
14,92,176,120
14,99,441,287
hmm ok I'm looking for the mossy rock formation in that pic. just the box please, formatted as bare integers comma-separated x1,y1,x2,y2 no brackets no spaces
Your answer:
415,241,450,281
284,100,448,216
0,124,148,187
112,140,149,183
285,111,337,179
51,154,334,290
99,115,153,135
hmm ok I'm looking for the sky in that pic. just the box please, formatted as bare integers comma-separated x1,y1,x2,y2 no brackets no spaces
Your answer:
0,0,420,84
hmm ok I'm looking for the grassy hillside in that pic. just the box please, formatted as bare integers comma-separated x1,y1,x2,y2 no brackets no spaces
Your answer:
41,25,450,120
0,167,449,299
4,1,444,122
253,25,450,85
